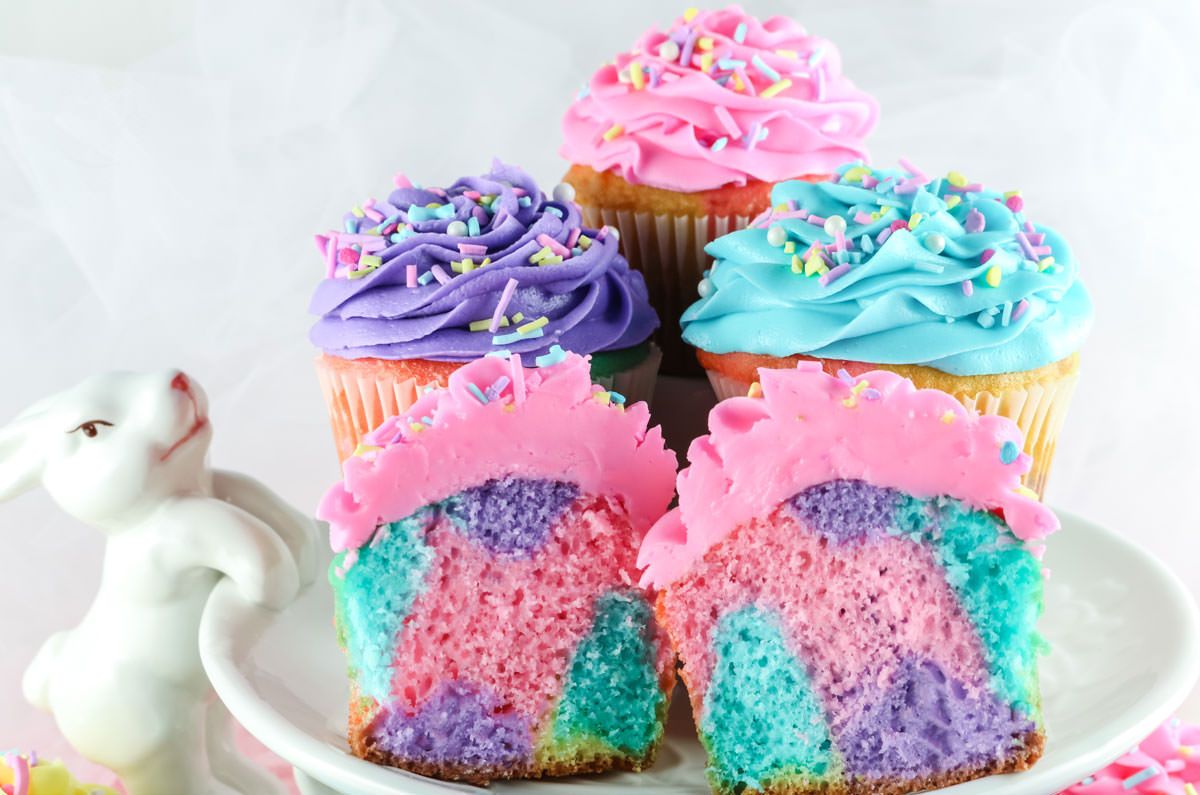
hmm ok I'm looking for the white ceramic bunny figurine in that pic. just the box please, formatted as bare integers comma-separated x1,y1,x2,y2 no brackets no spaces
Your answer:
0,369,318,795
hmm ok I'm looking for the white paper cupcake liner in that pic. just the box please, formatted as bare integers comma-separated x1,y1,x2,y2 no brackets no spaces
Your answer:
579,206,751,376
703,365,1080,497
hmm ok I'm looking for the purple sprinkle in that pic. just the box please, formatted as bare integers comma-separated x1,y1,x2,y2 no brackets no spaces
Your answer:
862,388,882,400
648,66,661,88
964,209,986,233
1012,298,1030,321
961,280,974,296
1014,231,1039,261
787,199,799,212
681,29,697,66
1026,232,1046,245
819,263,851,286
862,175,879,189
876,227,894,245
489,277,519,333
430,264,451,284
743,121,762,150
837,368,856,386
1023,219,1036,233
807,214,827,226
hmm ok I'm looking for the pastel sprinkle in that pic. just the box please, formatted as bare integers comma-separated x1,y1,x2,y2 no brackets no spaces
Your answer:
843,166,872,183
536,234,570,257
430,264,451,284
733,22,747,42
965,209,986,233
946,171,967,187
713,105,742,138
471,316,508,332
986,265,1002,287
1012,298,1030,321
518,316,549,334
458,243,487,256
808,47,825,66
492,327,543,345
819,263,851,286
683,7,698,21
697,36,714,51
393,173,413,189
1122,767,1159,789
981,249,996,265
961,280,974,296
602,124,624,141
752,54,780,82
1038,256,1056,272
700,52,714,73
610,391,626,404
467,216,481,236
488,277,520,334
760,78,792,98
535,345,568,367
907,213,923,230
747,382,763,398
512,312,525,323
417,270,435,285
466,383,489,405
942,411,956,424
630,61,645,90
944,195,961,209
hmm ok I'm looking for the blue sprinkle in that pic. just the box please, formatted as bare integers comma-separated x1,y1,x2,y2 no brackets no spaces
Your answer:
912,261,944,274
486,349,511,358
977,311,995,329
860,234,874,254
466,383,489,405
576,83,590,100
492,327,544,345
1001,301,1014,327
535,344,568,367
545,205,564,218
572,247,583,256
808,46,825,67
1081,777,1095,786
390,229,414,243
417,270,435,285
609,391,626,404
467,216,480,236
344,218,359,233
752,54,780,82
717,58,746,70
1122,767,1159,789
715,75,731,86
758,126,769,140
733,22,747,42
875,176,896,193
383,213,400,228
1000,440,1020,464
434,203,456,219
420,416,434,426
407,204,436,222
518,196,532,207
711,136,729,152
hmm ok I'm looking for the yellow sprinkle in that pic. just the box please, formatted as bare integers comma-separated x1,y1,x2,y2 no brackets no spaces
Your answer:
595,391,612,405
351,206,365,218
469,317,508,332
941,411,956,424
907,213,923,230
683,7,699,21
747,382,763,398
797,414,804,421
776,49,799,59
1183,783,1196,795
602,124,624,142
842,397,857,408
944,195,962,209
480,257,491,267
451,258,476,273
946,171,967,188
409,422,425,432
783,241,796,254
503,403,516,412
538,255,564,266
850,380,869,396
804,256,828,277
986,265,1002,287
700,52,714,73
578,236,592,250
352,443,380,457
630,61,645,90
870,209,886,221
359,254,382,269
791,254,803,273
1004,189,1022,200
698,36,714,50
512,312,525,323
1038,256,1055,272
775,203,789,212
732,71,744,92
529,245,553,263
843,166,872,183
1014,485,1040,500
518,316,548,334
760,78,793,99
1180,745,1194,757
425,202,441,208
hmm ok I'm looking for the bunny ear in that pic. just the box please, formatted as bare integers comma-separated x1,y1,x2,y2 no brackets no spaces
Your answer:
0,413,46,503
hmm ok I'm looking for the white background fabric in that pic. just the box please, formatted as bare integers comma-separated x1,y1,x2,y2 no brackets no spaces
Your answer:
1,0,1197,782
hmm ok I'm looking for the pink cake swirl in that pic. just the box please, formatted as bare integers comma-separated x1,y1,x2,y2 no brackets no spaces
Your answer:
638,361,1058,588
560,6,878,193
318,351,677,553
1056,717,1199,794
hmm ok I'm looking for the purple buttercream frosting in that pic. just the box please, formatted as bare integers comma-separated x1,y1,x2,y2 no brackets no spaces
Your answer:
371,680,533,769
309,160,658,361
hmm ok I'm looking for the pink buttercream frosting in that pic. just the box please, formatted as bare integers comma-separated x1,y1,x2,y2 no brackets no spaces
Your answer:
560,6,878,193
638,362,1059,588
317,352,677,553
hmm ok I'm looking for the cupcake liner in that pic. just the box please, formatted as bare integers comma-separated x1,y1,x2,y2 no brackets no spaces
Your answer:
580,205,750,376
591,343,663,407
315,356,453,462
703,365,1080,498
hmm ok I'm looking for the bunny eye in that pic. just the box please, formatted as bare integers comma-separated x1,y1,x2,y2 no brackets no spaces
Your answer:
68,420,114,438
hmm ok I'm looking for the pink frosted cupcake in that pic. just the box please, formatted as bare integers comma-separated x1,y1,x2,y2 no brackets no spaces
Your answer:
561,5,878,372
318,351,678,783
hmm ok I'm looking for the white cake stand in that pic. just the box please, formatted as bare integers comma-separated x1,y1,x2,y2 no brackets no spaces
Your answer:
200,506,1200,795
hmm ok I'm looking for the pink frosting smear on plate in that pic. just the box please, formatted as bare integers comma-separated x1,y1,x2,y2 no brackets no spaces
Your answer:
318,351,677,554
560,5,878,192
1055,716,1199,794
638,361,1058,588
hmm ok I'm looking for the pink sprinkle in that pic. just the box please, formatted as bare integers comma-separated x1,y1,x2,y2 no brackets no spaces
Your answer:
890,219,908,232
1033,245,1052,256
490,278,519,333
393,173,413,189
430,264,451,284
854,211,872,224
1014,231,1038,261
360,237,386,252
510,353,526,403
364,207,385,223
512,187,528,198
338,247,359,265
464,190,482,200
314,233,329,255
713,105,742,138
429,187,447,198
1026,232,1046,245
947,183,984,193
819,263,851,286
807,214,827,226
862,175,879,189
597,226,609,240
339,233,386,244
406,265,417,288
1023,220,1035,233
898,157,926,179
1012,298,1030,321
7,753,29,795
1006,195,1024,212
735,67,757,97
383,223,399,235
981,249,995,265
961,280,974,296
536,234,570,257
458,243,488,256
566,227,581,249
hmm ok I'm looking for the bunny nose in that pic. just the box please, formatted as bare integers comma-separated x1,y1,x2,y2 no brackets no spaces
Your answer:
171,373,190,393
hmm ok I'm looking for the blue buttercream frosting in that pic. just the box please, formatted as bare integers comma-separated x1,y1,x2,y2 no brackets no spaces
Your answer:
680,163,1092,375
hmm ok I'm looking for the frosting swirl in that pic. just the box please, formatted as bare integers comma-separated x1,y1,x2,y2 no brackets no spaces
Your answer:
560,6,878,193
309,161,658,361
680,162,1093,375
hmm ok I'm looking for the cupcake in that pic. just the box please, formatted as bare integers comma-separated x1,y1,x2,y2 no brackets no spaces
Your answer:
309,160,661,461
640,363,1058,794
317,351,678,783
682,161,1093,495
0,751,120,795
560,5,878,373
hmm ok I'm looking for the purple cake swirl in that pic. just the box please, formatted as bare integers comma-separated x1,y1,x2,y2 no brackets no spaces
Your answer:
309,160,658,361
